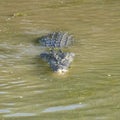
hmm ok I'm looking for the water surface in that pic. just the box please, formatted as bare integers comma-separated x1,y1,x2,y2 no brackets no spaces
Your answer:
0,0,120,120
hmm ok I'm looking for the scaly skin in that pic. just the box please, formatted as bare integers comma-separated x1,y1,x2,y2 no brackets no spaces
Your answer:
39,31,75,73
39,32,74,48
40,50,75,73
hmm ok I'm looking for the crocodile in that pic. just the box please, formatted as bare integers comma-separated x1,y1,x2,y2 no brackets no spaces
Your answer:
40,50,75,73
39,31,74,48
39,32,75,73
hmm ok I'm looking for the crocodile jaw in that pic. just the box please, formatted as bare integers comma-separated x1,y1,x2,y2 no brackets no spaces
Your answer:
56,68,68,74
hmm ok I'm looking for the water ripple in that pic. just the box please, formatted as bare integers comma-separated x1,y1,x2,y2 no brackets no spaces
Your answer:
43,103,86,113
4,113,36,117
0,109,11,113
0,91,8,94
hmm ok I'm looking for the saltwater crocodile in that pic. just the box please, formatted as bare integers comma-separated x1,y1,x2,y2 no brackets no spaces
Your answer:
39,32,74,48
39,32,75,73
40,50,75,73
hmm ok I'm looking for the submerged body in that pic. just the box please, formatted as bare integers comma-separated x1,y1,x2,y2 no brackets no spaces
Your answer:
40,50,75,73
39,32,74,48
39,31,75,73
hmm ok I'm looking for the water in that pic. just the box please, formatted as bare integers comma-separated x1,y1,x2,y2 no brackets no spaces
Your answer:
0,0,120,120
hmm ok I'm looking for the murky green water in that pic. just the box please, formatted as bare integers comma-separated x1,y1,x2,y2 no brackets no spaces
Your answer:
0,0,120,120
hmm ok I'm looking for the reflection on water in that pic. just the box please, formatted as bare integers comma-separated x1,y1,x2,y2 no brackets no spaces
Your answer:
0,91,8,94
0,0,120,119
43,103,85,113
5,113,36,117
0,109,11,113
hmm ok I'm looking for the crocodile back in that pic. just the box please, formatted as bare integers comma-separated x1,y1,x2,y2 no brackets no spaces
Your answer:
39,32,74,48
